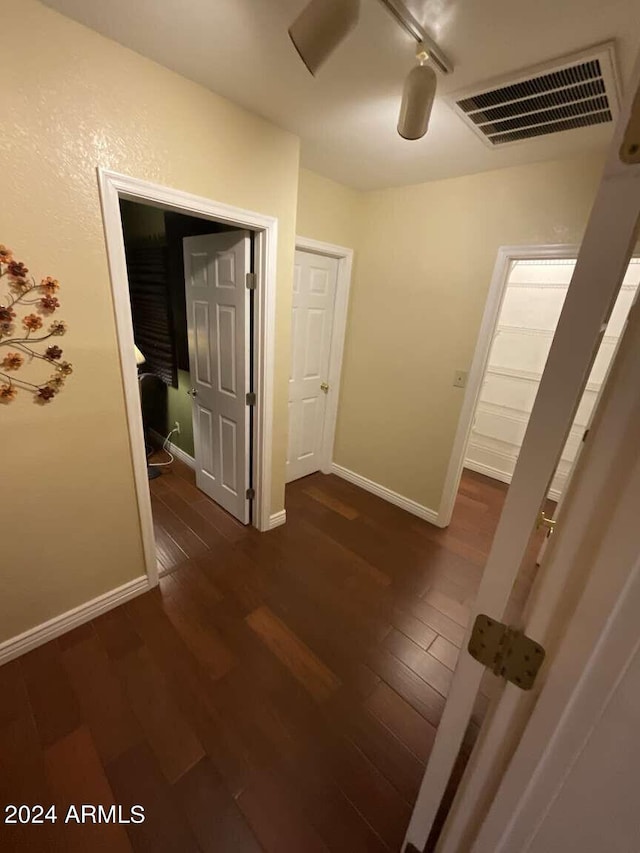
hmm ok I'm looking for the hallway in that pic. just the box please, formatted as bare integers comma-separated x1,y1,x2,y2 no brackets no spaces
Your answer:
0,462,541,852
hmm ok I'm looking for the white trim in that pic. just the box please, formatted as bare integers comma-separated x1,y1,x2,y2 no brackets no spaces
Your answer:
294,236,354,476
331,463,439,524
149,429,195,470
98,170,278,582
0,576,150,666
436,244,579,528
268,510,287,530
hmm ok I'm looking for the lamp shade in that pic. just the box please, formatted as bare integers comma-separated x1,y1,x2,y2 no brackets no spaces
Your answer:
134,344,146,366
398,62,437,140
289,0,360,76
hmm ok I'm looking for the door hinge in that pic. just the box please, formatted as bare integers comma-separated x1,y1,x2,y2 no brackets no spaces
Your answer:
245,487,255,500
468,614,545,691
246,392,256,406
246,272,257,290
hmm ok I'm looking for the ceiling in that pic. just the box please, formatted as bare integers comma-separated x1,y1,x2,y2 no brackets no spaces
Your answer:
43,0,640,190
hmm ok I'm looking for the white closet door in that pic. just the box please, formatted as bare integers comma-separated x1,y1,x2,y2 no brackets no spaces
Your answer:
183,231,251,523
286,250,338,483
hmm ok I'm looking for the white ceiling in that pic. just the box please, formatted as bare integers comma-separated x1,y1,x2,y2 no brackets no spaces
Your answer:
43,0,640,190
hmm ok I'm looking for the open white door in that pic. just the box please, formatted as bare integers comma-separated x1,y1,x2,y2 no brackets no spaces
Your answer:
404,58,640,852
183,231,251,524
466,234,640,852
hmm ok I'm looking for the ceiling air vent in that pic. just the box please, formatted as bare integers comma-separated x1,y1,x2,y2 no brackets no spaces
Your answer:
448,43,620,147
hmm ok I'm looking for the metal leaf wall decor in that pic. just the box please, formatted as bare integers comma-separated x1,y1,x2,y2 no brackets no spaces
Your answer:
0,244,72,404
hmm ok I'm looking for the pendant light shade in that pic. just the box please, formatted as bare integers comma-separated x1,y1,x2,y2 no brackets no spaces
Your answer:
397,61,437,140
289,0,360,76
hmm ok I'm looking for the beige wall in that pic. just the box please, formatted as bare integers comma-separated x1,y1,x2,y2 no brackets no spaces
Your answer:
0,0,608,647
0,0,299,643
298,153,605,512
296,168,364,250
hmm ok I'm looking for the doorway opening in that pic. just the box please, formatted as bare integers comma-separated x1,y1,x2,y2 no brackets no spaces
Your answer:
440,247,640,529
99,169,279,587
119,199,257,576
433,246,640,686
465,255,640,502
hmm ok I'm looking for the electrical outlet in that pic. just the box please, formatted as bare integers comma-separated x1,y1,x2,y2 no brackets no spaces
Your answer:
174,421,181,434
453,370,468,389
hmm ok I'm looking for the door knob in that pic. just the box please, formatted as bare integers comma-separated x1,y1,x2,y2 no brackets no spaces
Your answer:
537,511,556,535
320,382,329,393
187,388,198,397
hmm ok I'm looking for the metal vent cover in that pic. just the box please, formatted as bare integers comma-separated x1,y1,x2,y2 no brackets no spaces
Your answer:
448,44,620,148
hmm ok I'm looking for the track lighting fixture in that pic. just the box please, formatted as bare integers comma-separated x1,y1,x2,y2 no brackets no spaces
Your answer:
398,49,437,140
288,0,361,76
288,0,452,140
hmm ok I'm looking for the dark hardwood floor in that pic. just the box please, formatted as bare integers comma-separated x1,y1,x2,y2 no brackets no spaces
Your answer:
0,461,550,853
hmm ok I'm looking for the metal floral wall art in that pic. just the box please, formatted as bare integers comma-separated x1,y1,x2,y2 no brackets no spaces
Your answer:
0,244,72,404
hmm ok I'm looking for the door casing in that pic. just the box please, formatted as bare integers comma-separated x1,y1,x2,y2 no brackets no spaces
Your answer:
98,168,279,589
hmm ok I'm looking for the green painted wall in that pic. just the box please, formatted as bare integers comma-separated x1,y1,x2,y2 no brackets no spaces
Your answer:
167,370,195,457
140,369,195,458
122,200,237,462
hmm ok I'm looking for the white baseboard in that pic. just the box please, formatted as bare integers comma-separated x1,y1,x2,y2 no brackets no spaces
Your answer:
465,459,561,502
0,575,150,666
330,463,440,526
268,510,287,530
150,429,195,469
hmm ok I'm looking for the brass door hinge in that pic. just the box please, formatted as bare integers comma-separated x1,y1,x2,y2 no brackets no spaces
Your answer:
245,487,255,500
468,614,545,691
246,392,256,406
246,272,257,290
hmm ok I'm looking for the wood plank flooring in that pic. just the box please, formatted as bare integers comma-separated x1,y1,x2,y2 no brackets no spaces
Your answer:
0,462,551,852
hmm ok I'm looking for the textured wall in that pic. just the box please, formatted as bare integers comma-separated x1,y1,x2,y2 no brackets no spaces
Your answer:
332,152,606,511
296,169,365,251
297,155,606,512
0,0,299,643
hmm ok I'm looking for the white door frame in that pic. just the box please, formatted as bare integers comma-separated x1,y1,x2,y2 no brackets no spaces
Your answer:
436,243,579,528
98,168,279,588
294,236,354,475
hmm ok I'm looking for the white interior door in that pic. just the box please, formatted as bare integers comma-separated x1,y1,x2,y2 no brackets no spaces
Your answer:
404,59,640,853
183,231,251,523
286,249,339,482
468,289,640,853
